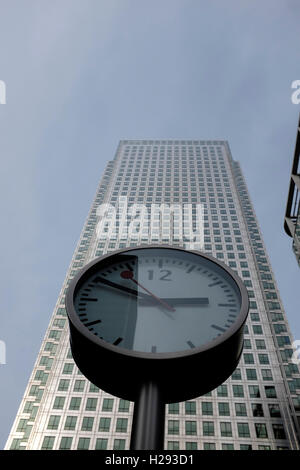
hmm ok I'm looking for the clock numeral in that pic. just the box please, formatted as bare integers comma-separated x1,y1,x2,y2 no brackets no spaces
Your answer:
160,269,172,281
148,269,172,281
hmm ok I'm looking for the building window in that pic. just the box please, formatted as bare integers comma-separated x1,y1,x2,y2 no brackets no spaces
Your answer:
272,424,286,440
231,368,242,379
118,399,130,412
186,442,197,450
62,363,74,375
69,397,81,410
203,443,216,450
85,398,97,411
256,340,266,349
47,415,60,430
64,416,77,430
185,401,196,415
258,354,269,364
73,380,85,392
235,403,247,416
220,422,232,437
243,354,254,364
41,436,55,450
77,438,90,450
53,397,65,410
113,439,126,450
59,437,72,450
89,383,99,393
10,439,22,450
218,402,230,416
253,325,263,335
222,443,234,450
255,423,268,438
167,441,180,450
95,439,108,450
265,386,277,398
116,418,128,433
252,404,264,417
81,417,94,431
168,420,179,435
246,369,257,380
58,379,70,391
168,403,180,414
249,385,260,398
102,398,114,411
237,423,250,438
217,385,228,397
99,417,111,432
268,404,281,418
185,421,197,435
232,385,244,397
261,369,273,381
202,402,213,415
203,421,214,436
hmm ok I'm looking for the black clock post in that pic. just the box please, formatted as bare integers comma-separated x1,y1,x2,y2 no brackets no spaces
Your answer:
130,380,165,450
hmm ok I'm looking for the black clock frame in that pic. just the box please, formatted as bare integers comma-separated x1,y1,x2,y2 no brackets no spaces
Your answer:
66,245,249,404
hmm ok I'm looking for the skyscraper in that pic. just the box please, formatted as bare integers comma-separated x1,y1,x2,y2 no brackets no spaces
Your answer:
6,140,300,450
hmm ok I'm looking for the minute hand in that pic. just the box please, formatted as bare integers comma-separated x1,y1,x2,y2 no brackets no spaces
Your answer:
139,297,209,306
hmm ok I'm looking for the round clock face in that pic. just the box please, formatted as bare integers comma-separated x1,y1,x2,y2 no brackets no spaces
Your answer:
72,247,243,354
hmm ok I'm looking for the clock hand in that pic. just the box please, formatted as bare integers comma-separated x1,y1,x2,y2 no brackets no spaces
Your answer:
138,297,209,306
93,275,147,298
120,271,176,312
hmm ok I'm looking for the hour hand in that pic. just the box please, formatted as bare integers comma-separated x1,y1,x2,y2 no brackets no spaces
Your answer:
138,297,209,306
93,276,146,298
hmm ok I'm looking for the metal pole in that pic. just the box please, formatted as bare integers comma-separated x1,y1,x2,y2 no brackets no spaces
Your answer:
130,380,165,450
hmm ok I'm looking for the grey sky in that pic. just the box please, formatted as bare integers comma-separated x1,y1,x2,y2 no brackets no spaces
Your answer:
0,0,299,448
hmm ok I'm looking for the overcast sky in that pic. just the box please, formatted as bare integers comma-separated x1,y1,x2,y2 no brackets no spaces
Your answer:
0,0,300,448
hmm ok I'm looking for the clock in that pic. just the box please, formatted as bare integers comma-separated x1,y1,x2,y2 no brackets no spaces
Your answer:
66,245,249,403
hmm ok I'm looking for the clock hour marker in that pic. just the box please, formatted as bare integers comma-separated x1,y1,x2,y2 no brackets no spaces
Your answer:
79,298,98,302
113,337,123,346
151,346,157,353
187,340,196,349
83,319,102,327
211,324,226,333
218,303,236,307
208,280,221,287
186,265,195,273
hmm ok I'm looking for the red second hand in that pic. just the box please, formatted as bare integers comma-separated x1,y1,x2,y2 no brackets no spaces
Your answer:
120,271,176,312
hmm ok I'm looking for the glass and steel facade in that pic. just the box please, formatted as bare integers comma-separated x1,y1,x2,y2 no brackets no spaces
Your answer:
285,113,300,266
5,140,300,450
